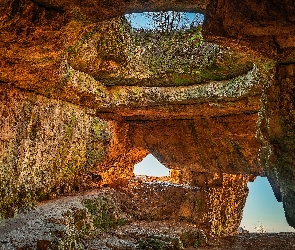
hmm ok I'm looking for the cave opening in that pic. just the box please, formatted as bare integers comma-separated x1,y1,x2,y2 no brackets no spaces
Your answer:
133,153,170,177
240,177,295,233
125,11,204,32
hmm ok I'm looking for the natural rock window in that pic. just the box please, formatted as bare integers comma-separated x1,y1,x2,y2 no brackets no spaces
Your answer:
133,154,169,177
240,177,295,233
125,11,204,32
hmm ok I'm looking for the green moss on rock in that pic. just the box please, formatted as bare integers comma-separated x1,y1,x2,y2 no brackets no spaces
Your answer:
0,87,112,220
137,237,182,250
83,197,117,231
63,16,258,90
82,196,128,233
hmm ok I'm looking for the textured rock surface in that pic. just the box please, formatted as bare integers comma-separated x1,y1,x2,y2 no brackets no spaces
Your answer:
130,116,261,174
199,233,295,250
0,8,270,113
203,0,295,59
258,63,295,228
0,85,147,219
0,0,271,220
128,174,251,236
1,0,295,247
0,85,111,219
0,173,250,249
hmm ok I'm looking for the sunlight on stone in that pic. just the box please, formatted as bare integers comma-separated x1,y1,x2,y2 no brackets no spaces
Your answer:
240,177,295,233
133,154,170,177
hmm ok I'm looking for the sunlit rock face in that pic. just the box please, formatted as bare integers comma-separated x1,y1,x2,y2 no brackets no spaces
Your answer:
0,7,269,113
130,117,262,174
0,0,295,245
203,0,295,59
122,173,252,236
0,86,109,218
0,86,146,219
0,173,251,248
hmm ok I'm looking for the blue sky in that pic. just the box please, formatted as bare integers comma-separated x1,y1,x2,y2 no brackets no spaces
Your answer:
241,176,295,232
125,12,204,30
134,154,295,233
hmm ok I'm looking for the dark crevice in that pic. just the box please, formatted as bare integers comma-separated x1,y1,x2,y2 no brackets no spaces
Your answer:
272,35,282,54
8,82,36,94
30,0,65,13
124,111,258,122
95,111,125,121
0,79,9,84
279,62,295,66
10,0,22,19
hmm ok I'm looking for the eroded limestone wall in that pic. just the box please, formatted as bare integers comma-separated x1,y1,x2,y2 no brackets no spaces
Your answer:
129,117,262,174
1,0,295,234
0,85,112,218
0,173,251,249
258,64,295,228
203,0,295,58
127,173,250,236
0,86,148,219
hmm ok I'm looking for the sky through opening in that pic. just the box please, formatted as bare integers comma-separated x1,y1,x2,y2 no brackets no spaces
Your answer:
125,12,204,31
240,176,295,233
133,154,169,177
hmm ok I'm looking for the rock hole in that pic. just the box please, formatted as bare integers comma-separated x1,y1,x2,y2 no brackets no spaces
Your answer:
133,154,169,177
240,176,295,233
125,11,204,31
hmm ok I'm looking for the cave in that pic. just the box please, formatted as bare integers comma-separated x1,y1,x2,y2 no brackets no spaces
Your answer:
133,154,170,177
0,0,295,248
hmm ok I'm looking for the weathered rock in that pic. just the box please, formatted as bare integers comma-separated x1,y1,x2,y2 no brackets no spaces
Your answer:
0,85,110,218
0,173,250,248
201,233,295,250
0,10,271,114
0,0,295,245
258,63,295,228
203,0,295,59
0,86,145,219
129,116,262,174
120,174,251,236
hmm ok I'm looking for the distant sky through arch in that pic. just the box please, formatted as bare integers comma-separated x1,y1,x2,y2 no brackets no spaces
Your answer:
133,154,169,177
240,176,295,233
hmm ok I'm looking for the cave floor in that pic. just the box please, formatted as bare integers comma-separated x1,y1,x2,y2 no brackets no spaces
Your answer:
196,233,295,250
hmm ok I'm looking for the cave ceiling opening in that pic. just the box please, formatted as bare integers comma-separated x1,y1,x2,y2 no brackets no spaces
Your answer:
124,11,204,32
